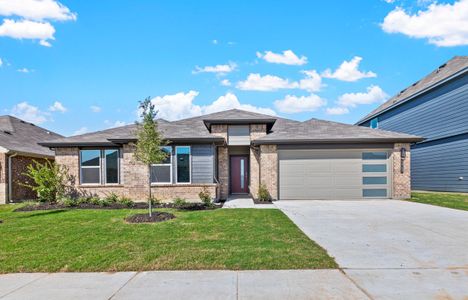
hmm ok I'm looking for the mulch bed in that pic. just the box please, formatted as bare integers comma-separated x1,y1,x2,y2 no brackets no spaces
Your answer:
14,202,222,212
125,212,176,223
253,199,274,205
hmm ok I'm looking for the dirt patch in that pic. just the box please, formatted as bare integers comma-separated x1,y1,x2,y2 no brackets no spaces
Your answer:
125,212,176,223
14,202,222,212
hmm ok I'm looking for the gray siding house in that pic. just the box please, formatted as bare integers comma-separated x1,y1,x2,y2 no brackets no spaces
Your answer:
357,56,468,193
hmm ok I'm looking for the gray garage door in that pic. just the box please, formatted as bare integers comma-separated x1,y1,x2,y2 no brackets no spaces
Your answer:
278,149,391,200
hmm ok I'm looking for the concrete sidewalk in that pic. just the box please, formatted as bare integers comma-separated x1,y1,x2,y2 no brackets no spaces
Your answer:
0,270,368,300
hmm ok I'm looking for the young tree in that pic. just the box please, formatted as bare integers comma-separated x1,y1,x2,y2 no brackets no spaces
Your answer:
134,97,168,217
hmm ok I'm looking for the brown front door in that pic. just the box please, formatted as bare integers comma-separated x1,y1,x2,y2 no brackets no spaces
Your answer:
230,156,249,194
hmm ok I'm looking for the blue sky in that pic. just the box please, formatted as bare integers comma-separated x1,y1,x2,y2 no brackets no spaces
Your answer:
0,0,467,136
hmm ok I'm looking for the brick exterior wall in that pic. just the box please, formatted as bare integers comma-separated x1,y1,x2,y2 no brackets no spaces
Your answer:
392,143,411,199
259,145,278,200
211,124,229,200
55,144,217,202
0,153,6,204
0,153,51,203
249,124,267,198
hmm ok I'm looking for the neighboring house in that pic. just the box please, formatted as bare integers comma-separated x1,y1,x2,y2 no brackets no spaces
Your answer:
40,109,421,201
0,116,63,204
357,56,468,193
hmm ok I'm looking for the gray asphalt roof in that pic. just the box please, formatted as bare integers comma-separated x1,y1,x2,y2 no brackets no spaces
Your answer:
358,56,468,124
39,108,422,147
0,115,62,156
253,118,423,144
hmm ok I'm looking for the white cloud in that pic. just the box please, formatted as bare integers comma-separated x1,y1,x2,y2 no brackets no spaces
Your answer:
274,94,326,114
0,57,2,67
90,105,101,113
326,107,350,115
0,0,76,21
236,73,298,91
105,120,126,128
212,39,218,44
381,0,468,47
298,70,323,92
149,91,275,121
0,19,55,46
72,127,88,136
193,62,236,74
256,50,308,65
220,79,231,86
337,85,388,108
17,67,33,73
48,101,66,113
322,56,377,82
10,101,48,124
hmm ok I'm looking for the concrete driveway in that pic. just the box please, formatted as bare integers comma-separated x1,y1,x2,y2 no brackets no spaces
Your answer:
276,199,468,299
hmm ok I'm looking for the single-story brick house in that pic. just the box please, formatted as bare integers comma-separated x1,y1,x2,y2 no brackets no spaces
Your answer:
40,109,422,201
0,115,62,204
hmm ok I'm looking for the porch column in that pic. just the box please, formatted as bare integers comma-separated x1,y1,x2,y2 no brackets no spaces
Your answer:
260,145,278,200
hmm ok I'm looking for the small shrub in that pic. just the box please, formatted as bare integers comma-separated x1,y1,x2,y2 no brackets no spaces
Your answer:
118,196,134,207
60,197,77,207
173,197,187,207
149,196,161,206
258,184,271,202
104,192,119,203
198,187,212,206
21,159,70,203
89,197,101,206
98,199,111,207
76,197,90,205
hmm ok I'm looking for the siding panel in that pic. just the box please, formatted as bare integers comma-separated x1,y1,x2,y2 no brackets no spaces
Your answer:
191,144,214,184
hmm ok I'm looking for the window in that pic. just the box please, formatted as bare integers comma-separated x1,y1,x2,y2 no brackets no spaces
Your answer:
105,150,119,184
80,149,120,185
363,176,387,185
363,189,387,197
362,164,387,172
80,150,101,184
151,146,172,184
176,146,191,183
370,117,379,129
362,152,387,160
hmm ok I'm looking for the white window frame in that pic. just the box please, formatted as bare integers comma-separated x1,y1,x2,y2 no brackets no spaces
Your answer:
151,146,173,184
175,145,191,184
80,149,102,185
80,149,121,185
103,149,120,185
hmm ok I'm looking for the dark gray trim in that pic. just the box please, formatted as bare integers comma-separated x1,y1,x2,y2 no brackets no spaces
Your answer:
357,67,468,124
204,118,276,132
40,142,120,147
277,143,394,150
253,138,423,145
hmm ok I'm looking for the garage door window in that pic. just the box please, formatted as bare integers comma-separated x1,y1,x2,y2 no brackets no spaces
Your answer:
362,164,387,172
362,152,387,160
363,176,387,184
363,189,387,197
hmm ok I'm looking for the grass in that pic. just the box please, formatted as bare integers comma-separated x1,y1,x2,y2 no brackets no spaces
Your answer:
0,205,337,273
407,192,468,211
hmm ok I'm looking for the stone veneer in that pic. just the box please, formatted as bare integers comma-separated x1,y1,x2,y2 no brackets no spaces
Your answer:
259,145,278,200
249,124,267,198
391,143,411,199
211,124,229,200
0,154,6,204
55,145,217,202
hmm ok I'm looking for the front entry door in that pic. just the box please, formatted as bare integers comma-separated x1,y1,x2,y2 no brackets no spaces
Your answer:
230,156,249,194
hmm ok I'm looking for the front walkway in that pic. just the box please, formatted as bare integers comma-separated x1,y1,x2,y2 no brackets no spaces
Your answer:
222,195,276,209
0,270,368,300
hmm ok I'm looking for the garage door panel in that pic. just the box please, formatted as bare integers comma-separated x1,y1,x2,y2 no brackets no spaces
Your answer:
279,149,390,200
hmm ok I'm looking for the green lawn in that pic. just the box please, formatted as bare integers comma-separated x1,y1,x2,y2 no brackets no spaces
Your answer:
0,205,336,273
408,192,468,211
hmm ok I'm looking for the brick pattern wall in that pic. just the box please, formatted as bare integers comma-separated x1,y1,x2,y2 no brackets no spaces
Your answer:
249,124,267,198
211,124,229,200
11,155,49,201
260,145,278,200
55,144,218,202
0,154,6,204
392,143,411,199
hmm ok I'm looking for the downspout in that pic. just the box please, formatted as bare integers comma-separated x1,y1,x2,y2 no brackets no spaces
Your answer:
8,152,18,203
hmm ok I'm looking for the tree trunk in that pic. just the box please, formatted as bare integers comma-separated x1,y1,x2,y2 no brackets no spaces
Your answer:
148,164,152,217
